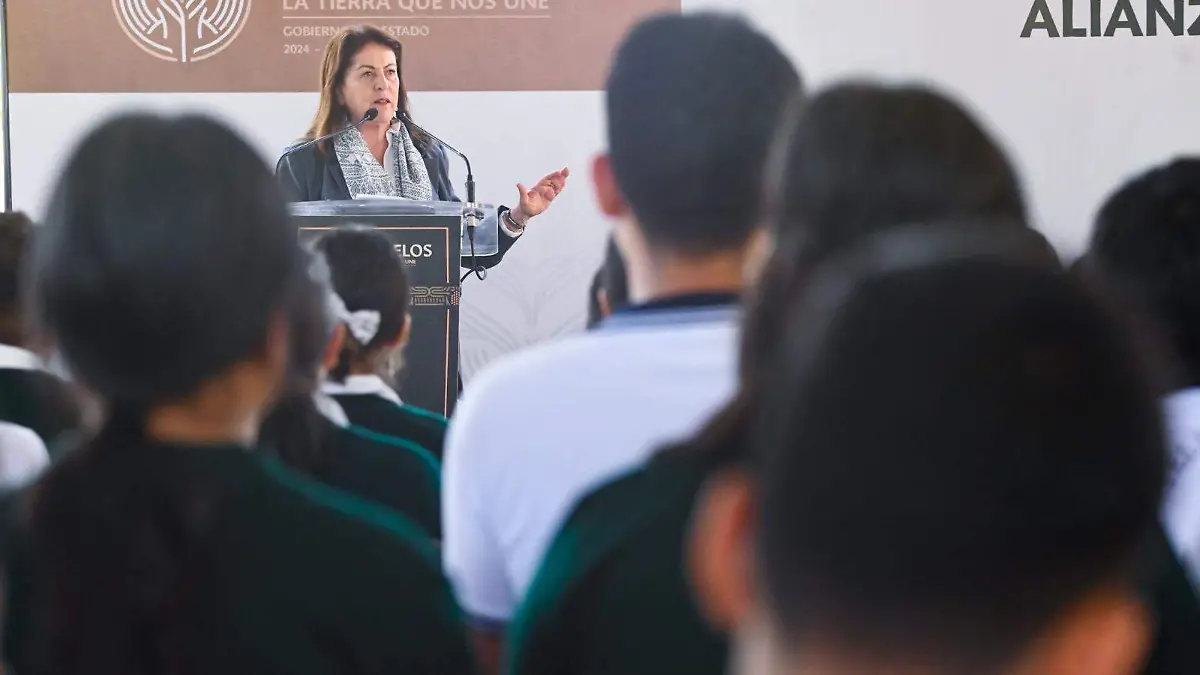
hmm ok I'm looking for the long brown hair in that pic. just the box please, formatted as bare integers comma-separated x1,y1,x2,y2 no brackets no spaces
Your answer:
304,25,425,154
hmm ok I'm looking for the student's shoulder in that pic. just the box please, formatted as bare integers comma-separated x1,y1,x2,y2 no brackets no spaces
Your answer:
509,452,712,669
397,403,449,431
252,455,440,567
523,452,709,609
339,424,440,475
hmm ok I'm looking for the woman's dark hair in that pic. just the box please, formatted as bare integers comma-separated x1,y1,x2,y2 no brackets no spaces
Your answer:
675,85,1034,467
316,226,410,382
23,113,303,675
305,24,427,154
765,81,1028,260
259,250,340,477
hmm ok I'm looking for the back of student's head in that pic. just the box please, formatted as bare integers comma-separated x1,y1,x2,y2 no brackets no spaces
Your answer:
769,82,1027,258
1084,157,1200,388
738,81,1033,392
601,12,801,254
24,113,302,675
315,226,410,382
747,226,1165,675
0,211,33,345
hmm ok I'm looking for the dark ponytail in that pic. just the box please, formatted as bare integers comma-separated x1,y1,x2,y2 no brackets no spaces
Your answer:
28,405,221,675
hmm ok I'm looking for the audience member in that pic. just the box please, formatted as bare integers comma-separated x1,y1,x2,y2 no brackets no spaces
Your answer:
1082,159,1200,582
705,224,1166,675
1079,158,1200,669
0,113,474,675
258,246,442,539
441,14,801,671
0,211,80,457
507,82,1039,675
766,81,1027,256
317,226,450,462
585,236,629,329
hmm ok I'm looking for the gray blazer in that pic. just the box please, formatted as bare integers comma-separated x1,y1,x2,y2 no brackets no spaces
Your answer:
274,128,518,270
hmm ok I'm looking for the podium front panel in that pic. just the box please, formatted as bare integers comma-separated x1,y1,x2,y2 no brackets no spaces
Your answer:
296,214,462,417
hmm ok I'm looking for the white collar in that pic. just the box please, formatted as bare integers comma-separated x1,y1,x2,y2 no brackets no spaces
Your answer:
0,344,44,372
1162,388,1200,589
313,392,350,428
1165,388,1200,480
321,374,403,406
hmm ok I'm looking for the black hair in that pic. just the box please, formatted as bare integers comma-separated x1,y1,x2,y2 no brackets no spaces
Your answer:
585,236,629,329
316,226,410,383
674,83,1038,467
767,82,1027,259
23,113,303,675
752,225,1166,673
605,12,801,254
259,250,340,477
0,211,34,345
1083,157,1200,388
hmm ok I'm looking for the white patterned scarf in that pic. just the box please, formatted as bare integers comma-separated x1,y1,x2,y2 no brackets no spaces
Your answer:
334,121,435,201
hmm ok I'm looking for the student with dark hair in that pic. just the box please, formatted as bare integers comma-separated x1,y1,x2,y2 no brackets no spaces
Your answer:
443,14,802,672
316,226,449,462
506,83,1037,675
768,81,1027,255
1080,158,1200,666
1083,159,1200,574
694,225,1168,675
0,113,474,675
0,211,80,457
258,248,441,539
585,236,629,329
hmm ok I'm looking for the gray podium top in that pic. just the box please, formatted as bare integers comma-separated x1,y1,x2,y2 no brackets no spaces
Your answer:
289,199,499,256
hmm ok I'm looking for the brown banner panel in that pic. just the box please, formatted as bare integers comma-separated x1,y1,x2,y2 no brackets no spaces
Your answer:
9,0,680,93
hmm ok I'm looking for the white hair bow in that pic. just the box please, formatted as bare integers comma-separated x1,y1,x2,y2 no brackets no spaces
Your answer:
327,292,382,346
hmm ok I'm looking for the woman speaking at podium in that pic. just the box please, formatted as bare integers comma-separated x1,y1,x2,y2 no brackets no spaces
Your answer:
275,25,569,270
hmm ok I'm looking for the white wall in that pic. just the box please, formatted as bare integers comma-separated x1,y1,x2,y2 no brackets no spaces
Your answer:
12,1,1200,376
783,1,1200,258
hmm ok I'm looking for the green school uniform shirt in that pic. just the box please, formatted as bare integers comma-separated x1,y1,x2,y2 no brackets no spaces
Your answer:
324,423,443,539
333,394,448,463
0,442,475,675
509,449,1200,675
1140,524,1200,675
507,450,728,675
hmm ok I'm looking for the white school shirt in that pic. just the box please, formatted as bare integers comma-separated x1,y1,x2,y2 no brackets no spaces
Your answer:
0,421,49,488
442,301,739,627
1163,387,1200,589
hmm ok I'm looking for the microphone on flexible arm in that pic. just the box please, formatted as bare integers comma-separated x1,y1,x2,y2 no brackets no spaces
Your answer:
398,111,487,281
280,107,379,159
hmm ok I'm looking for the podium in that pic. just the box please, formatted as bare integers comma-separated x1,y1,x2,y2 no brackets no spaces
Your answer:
290,199,499,417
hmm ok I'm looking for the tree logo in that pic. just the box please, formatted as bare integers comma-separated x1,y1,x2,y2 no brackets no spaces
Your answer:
113,0,252,63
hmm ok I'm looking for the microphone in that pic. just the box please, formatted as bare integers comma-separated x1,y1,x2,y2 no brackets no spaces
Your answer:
280,107,379,158
398,111,487,281
399,111,475,204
